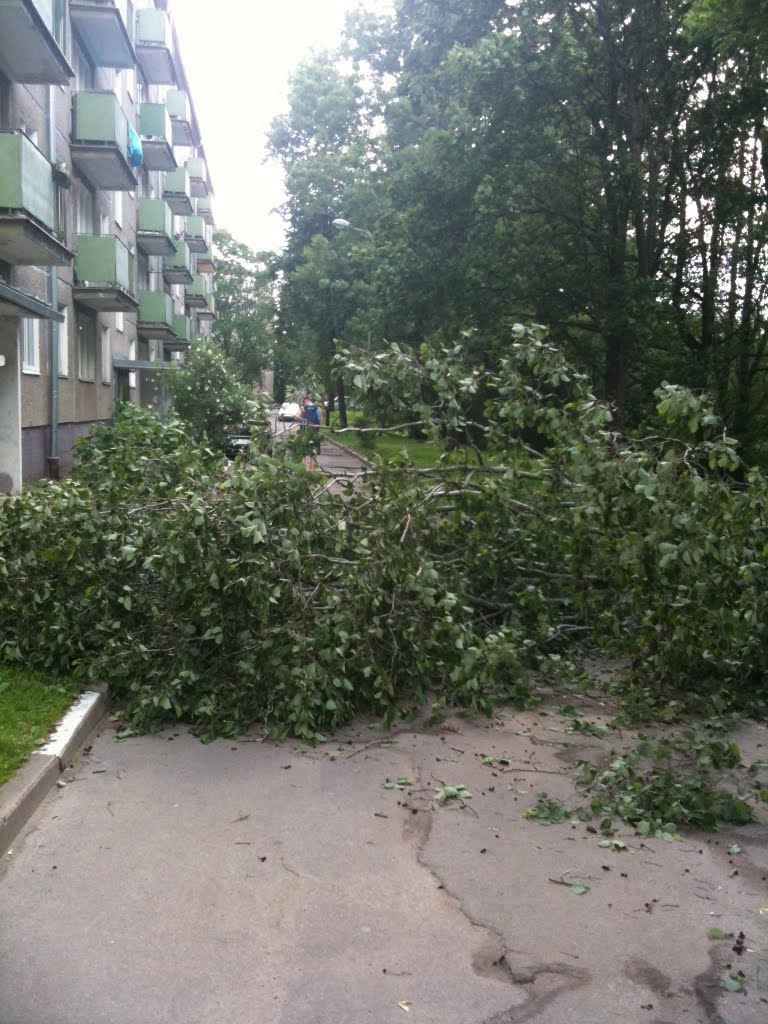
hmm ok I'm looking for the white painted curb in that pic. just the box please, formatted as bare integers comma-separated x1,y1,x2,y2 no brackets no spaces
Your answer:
1,688,107,856
39,690,103,763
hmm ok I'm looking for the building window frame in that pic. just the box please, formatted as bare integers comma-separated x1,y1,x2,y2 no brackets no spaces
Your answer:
101,325,112,385
78,315,96,382
21,318,40,375
58,304,69,377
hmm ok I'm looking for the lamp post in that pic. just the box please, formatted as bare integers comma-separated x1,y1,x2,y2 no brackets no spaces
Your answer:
332,217,374,242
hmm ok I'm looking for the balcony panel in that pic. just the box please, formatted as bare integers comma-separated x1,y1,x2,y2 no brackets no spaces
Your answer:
71,91,137,190
196,291,216,322
135,7,175,84
184,215,205,252
163,238,193,285
195,245,215,275
196,196,214,226
70,0,135,69
139,102,176,172
184,273,207,310
162,167,193,216
137,198,175,256
138,289,176,341
186,157,209,199
73,233,137,312
165,312,191,351
0,0,73,84
165,88,194,147
0,131,72,265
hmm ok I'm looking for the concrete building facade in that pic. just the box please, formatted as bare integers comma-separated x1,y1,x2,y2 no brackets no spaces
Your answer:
0,0,216,491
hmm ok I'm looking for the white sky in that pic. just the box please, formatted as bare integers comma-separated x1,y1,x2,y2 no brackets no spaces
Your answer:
170,0,393,254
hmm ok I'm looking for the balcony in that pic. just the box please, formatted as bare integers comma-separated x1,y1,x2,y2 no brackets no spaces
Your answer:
139,103,175,172
138,289,176,342
165,313,191,351
135,7,175,84
186,157,209,199
70,0,135,69
0,131,72,265
163,239,192,286
195,245,215,275
71,91,137,190
196,196,214,226
137,198,175,256
0,0,73,84
165,89,194,147
73,234,137,313
184,215,206,252
162,167,193,216
184,274,208,309
196,291,216,323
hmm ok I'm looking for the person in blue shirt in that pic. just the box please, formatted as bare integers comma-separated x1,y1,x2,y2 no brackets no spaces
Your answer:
295,394,322,470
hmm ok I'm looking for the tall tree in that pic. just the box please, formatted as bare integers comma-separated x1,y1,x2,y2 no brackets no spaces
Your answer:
212,230,276,385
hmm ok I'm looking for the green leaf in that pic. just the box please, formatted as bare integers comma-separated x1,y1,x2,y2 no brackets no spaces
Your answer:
569,883,589,895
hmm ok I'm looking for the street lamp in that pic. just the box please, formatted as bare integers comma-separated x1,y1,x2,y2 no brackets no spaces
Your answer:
332,217,374,241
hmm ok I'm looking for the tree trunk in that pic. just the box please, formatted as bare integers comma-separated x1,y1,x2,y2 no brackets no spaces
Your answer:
336,376,348,429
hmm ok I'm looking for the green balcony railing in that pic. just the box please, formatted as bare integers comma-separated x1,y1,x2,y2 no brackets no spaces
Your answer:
172,313,191,343
165,88,189,121
163,239,192,283
186,156,209,198
184,215,205,251
72,90,128,148
0,130,56,232
195,245,215,274
196,196,214,225
138,197,172,238
139,102,172,144
135,7,174,83
139,290,174,331
136,6,168,46
75,233,134,292
162,166,193,215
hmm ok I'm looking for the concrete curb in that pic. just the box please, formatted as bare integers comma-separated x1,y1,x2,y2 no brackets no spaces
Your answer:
0,688,107,856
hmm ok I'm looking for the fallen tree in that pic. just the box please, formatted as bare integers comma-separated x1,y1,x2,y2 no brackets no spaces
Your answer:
1,327,766,745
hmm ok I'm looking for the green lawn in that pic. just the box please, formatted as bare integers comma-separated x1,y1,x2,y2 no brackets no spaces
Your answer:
327,412,476,468
0,666,80,787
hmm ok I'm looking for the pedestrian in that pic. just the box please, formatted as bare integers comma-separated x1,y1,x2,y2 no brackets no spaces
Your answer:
295,394,322,470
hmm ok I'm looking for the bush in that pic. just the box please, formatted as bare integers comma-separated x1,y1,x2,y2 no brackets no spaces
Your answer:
168,343,260,449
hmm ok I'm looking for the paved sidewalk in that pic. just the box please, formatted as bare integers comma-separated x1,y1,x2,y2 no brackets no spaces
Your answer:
2,700,767,1024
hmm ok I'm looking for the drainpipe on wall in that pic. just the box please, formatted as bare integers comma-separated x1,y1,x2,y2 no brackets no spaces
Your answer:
47,84,59,479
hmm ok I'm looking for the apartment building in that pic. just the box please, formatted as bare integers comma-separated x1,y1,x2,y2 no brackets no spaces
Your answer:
0,0,216,491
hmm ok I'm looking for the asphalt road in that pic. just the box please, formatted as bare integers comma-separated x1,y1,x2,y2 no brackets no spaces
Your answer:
2,698,767,1024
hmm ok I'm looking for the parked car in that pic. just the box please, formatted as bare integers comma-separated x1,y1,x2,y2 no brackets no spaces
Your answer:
223,420,273,460
278,401,301,422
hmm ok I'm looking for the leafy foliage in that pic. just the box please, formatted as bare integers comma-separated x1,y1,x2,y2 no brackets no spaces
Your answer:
3,325,768,756
211,229,276,385
168,344,260,449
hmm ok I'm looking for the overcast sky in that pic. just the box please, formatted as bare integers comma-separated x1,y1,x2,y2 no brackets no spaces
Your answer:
170,0,392,255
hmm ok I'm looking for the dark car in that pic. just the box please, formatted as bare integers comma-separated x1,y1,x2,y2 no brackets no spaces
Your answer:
223,420,273,460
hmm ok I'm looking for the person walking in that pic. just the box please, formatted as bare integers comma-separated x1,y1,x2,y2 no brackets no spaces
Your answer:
295,394,322,470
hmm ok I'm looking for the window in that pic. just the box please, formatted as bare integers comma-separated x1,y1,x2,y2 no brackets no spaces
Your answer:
114,190,123,228
77,189,93,234
99,212,109,236
57,305,69,377
113,69,123,100
21,319,40,374
129,338,136,389
115,311,124,333
127,67,135,100
74,50,94,91
54,184,67,242
101,326,112,384
78,316,96,381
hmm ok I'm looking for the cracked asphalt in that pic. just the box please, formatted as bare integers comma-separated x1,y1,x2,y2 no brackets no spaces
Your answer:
1,699,767,1024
